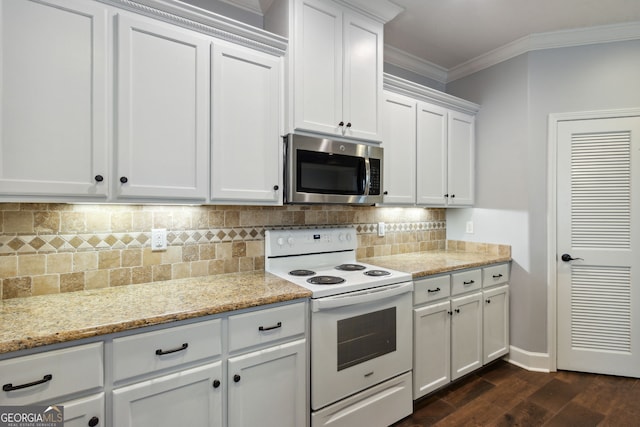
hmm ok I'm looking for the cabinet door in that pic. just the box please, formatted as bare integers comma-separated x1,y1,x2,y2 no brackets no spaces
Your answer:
59,393,104,427
293,0,343,136
211,43,281,204
447,111,475,205
228,339,306,427
381,92,416,205
451,292,483,380
483,285,510,364
116,14,209,201
342,11,383,141
413,300,451,399
416,102,448,205
0,0,108,199
112,361,222,427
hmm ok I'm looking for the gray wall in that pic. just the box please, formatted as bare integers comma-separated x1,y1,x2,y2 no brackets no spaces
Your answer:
384,63,446,91
446,39,640,354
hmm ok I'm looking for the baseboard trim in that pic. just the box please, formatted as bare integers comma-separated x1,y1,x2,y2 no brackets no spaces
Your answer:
505,345,552,372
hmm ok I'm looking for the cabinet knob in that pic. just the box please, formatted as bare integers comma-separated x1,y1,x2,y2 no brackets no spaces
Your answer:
451,194,456,198
119,176,128,184
88,416,99,427
338,121,344,127
383,191,388,195
455,308,460,313
94,175,104,182
233,374,241,383
444,194,449,198
346,122,352,128
273,185,279,191
486,299,491,304
213,379,221,388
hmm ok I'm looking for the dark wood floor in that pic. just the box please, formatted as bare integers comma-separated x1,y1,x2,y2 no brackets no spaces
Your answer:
393,360,640,426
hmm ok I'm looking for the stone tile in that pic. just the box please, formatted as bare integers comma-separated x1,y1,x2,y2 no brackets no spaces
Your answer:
47,253,73,274
74,251,98,272
122,249,142,268
18,254,46,276
3,277,32,298
152,264,172,281
60,272,84,293
110,268,131,287
32,275,60,296
98,250,121,269
0,256,18,277
131,266,152,285
4,211,34,233
85,269,109,289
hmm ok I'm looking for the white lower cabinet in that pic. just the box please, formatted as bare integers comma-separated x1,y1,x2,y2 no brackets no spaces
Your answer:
483,285,510,364
112,362,223,427
227,339,307,427
59,393,105,427
450,292,483,380
413,263,509,400
413,300,451,398
110,300,307,427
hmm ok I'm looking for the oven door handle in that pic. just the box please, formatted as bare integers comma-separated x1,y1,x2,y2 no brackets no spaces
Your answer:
311,281,413,312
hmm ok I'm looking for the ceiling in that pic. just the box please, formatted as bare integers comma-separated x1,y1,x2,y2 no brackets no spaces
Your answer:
384,0,640,71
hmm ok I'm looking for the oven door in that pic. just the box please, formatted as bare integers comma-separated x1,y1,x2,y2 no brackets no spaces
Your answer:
310,282,413,410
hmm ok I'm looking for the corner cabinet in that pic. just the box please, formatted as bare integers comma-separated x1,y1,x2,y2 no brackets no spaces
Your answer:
210,43,282,204
0,0,109,200
412,263,509,400
381,74,479,207
266,0,386,142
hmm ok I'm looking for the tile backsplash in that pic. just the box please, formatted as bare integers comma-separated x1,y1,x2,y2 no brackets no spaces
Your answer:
0,203,447,299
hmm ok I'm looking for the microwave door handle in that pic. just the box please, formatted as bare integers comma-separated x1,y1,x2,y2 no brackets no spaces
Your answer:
311,282,413,312
363,157,371,195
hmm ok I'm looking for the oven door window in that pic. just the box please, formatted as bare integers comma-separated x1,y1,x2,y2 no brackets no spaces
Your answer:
297,150,365,195
337,307,396,371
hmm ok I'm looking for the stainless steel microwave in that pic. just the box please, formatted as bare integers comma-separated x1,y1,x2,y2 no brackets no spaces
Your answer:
284,134,383,204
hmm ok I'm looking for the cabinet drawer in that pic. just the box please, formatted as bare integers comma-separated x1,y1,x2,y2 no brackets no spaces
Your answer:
0,342,103,406
228,302,306,352
483,263,510,287
451,269,482,295
112,318,222,382
413,275,450,305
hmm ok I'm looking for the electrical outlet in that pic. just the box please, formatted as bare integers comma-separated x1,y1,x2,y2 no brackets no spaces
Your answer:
466,221,474,234
151,228,167,251
378,222,385,237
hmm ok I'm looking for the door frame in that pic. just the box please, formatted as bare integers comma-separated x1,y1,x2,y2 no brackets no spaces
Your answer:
546,108,640,372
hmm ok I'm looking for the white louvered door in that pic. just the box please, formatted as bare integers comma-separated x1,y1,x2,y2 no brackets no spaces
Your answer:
557,116,640,376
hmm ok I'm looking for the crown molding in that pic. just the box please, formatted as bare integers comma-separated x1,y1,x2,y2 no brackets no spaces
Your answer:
384,73,480,115
334,0,404,23
99,0,287,55
386,21,640,85
384,45,448,84
448,20,640,82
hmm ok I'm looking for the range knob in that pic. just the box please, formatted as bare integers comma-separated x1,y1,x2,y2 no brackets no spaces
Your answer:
287,237,294,245
277,237,285,246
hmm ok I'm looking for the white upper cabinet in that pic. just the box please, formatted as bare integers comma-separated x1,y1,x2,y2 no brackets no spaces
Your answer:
270,0,384,142
382,74,479,207
115,13,210,202
381,92,416,204
211,43,282,204
0,0,109,200
416,102,448,205
447,111,475,206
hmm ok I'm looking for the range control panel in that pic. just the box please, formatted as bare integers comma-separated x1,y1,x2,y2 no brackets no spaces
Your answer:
265,228,357,258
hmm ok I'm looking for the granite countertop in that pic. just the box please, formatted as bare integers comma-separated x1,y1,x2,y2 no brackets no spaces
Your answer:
361,250,511,279
0,271,311,355
1,249,511,356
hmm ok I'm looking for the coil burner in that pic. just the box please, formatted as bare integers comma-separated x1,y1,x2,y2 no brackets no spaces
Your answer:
307,275,346,285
